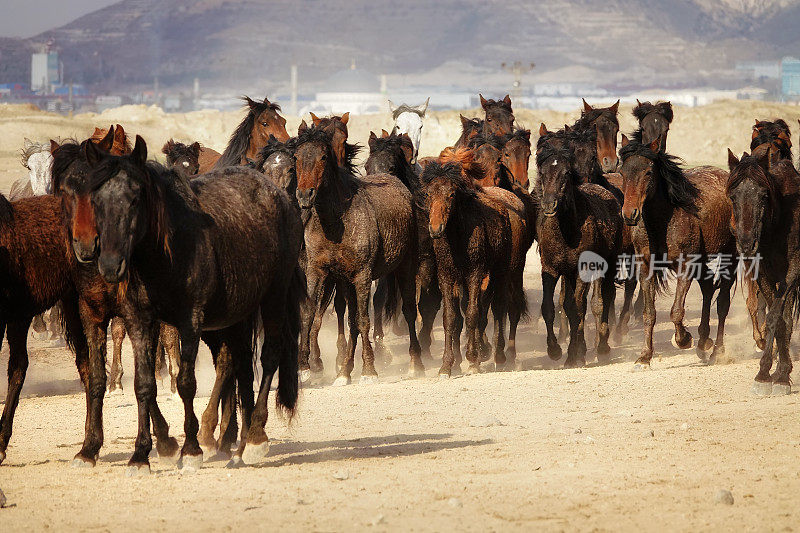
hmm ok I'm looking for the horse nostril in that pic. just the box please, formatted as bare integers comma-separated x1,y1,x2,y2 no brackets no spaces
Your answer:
92,236,99,252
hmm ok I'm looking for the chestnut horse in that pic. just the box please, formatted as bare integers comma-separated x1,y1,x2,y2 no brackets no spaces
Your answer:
85,136,303,471
619,136,735,369
211,95,289,169
574,99,620,173
293,127,424,384
727,146,800,395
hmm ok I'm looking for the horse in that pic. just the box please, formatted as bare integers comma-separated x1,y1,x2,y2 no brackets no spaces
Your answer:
480,94,514,137
619,135,736,369
84,136,303,472
727,146,800,395
453,115,484,149
416,160,513,376
366,130,442,360
751,119,792,161
9,139,52,200
211,95,289,169
293,127,424,384
573,99,620,173
308,112,350,165
389,98,429,164
536,139,622,367
632,100,673,150
441,146,534,367
501,129,532,190
162,139,201,179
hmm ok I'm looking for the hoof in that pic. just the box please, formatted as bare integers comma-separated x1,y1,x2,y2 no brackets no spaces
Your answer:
157,437,181,462
359,374,378,385
752,381,773,397
466,364,482,375
125,463,151,477
199,444,217,459
225,455,245,469
108,387,124,397
332,375,351,387
547,343,563,361
671,332,694,350
242,441,270,465
772,383,791,396
299,369,312,384
753,342,764,354
178,453,203,473
408,366,426,379
71,454,96,468
438,373,450,380
632,362,650,372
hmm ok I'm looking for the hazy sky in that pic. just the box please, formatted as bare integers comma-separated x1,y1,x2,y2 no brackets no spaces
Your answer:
0,0,118,38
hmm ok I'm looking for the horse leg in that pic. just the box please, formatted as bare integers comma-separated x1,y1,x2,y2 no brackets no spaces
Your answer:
0,319,29,465
541,271,562,361
418,283,441,361
372,278,390,362
709,277,733,365
31,313,47,338
48,303,64,342
632,288,644,326
154,330,166,383
354,273,379,382
198,334,225,454
596,274,615,362
634,272,657,370
437,282,458,377
399,271,425,378
159,324,180,394
746,276,766,351
491,292,508,371
108,316,126,393
693,279,714,362
231,344,255,467
613,277,637,343
590,279,603,352
299,270,323,383
669,275,695,351
504,269,524,368
463,273,485,374
565,277,587,368
175,322,203,471
557,278,569,343
772,290,795,395
337,283,359,386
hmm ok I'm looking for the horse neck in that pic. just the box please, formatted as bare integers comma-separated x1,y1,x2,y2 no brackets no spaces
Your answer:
642,184,676,246
313,165,357,224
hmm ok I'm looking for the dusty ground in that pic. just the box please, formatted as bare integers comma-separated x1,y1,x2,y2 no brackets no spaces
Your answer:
1,102,800,531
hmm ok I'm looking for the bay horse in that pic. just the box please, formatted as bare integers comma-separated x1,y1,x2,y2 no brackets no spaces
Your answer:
619,135,735,369
536,141,622,367
416,160,513,376
751,119,792,161
574,99,620,173
632,100,673,150
211,95,289,169
389,98,429,164
441,146,534,367
501,129,532,190
293,127,424,384
162,139,201,179
366,130,441,360
480,94,514,137
727,146,800,395
454,115,484,149
85,136,303,471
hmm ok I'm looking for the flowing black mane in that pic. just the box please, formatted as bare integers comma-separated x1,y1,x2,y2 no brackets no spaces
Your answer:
632,101,674,124
215,96,281,168
502,129,532,145
620,138,699,215
573,107,619,131
367,133,419,190
288,127,361,177
467,132,504,150
416,161,478,210
51,140,85,192
751,119,793,161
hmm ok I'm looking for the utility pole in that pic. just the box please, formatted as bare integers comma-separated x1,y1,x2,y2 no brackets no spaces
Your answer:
501,61,535,101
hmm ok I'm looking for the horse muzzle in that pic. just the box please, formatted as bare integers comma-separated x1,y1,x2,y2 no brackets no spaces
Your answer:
542,200,558,217
622,208,641,226
72,236,99,264
429,224,445,239
98,254,127,284
296,188,316,209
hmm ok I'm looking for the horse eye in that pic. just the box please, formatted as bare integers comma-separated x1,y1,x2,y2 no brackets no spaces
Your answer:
321,154,327,161
261,122,268,127
504,152,509,157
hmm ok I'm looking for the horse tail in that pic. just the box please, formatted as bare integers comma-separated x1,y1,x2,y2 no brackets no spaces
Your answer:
382,275,401,323
508,276,529,323
276,264,305,419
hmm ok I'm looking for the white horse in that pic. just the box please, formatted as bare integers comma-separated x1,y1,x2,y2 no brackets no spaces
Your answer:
10,139,53,200
389,97,429,164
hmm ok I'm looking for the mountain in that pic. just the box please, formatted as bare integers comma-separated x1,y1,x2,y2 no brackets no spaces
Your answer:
3,0,800,91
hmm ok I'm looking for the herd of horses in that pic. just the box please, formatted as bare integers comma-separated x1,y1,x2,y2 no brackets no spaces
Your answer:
0,92,798,474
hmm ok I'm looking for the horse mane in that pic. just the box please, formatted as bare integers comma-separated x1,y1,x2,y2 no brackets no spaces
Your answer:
254,135,293,170
50,140,85,192
632,101,674,124
482,97,512,113
620,138,699,215
460,116,484,136
288,126,361,177
439,147,487,185
467,131,504,150
216,96,281,168
0,193,13,224
416,160,479,209
502,129,532,146
751,119,793,161
20,139,49,169
161,139,200,163
391,103,425,120
573,106,619,131
726,153,780,218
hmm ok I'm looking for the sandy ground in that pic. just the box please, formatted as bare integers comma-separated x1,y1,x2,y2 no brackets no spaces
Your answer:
1,101,800,531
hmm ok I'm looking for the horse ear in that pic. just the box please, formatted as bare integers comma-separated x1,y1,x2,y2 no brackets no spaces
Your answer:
636,99,642,106
479,94,488,109
727,149,739,171
564,124,571,132
388,100,398,113
368,131,378,150
83,136,104,167
50,139,60,153
92,127,104,137
502,94,511,106
620,134,629,148
310,112,321,125
190,142,201,157
610,100,620,114
521,129,531,142
539,123,549,136
460,114,470,127
131,135,147,166
381,129,389,138
582,98,592,112
648,139,660,153
340,112,349,125
298,120,308,134
161,139,173,155
96,126,115,152
244,96,258,110
417,97,430,115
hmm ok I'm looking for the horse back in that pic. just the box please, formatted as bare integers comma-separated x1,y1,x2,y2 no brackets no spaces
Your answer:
686,166,735,256
360,173,416,276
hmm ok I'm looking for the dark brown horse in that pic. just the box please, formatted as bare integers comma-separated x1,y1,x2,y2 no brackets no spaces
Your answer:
619,136,735,369
211,96,289,169
501,129,532,190
751,119,792,161
416,160,512,375
536,140,622,367
574,99,620,173
727,146,800,395
453,115,484,149
293,127,424,384
480,94,514,137
632,100,673,150
85,136,303,471
162,139,201,179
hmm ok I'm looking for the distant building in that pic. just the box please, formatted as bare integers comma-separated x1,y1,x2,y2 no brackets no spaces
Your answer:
31,52,60,93
736,61,781,80
302,63,386,115
781,57,800,98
